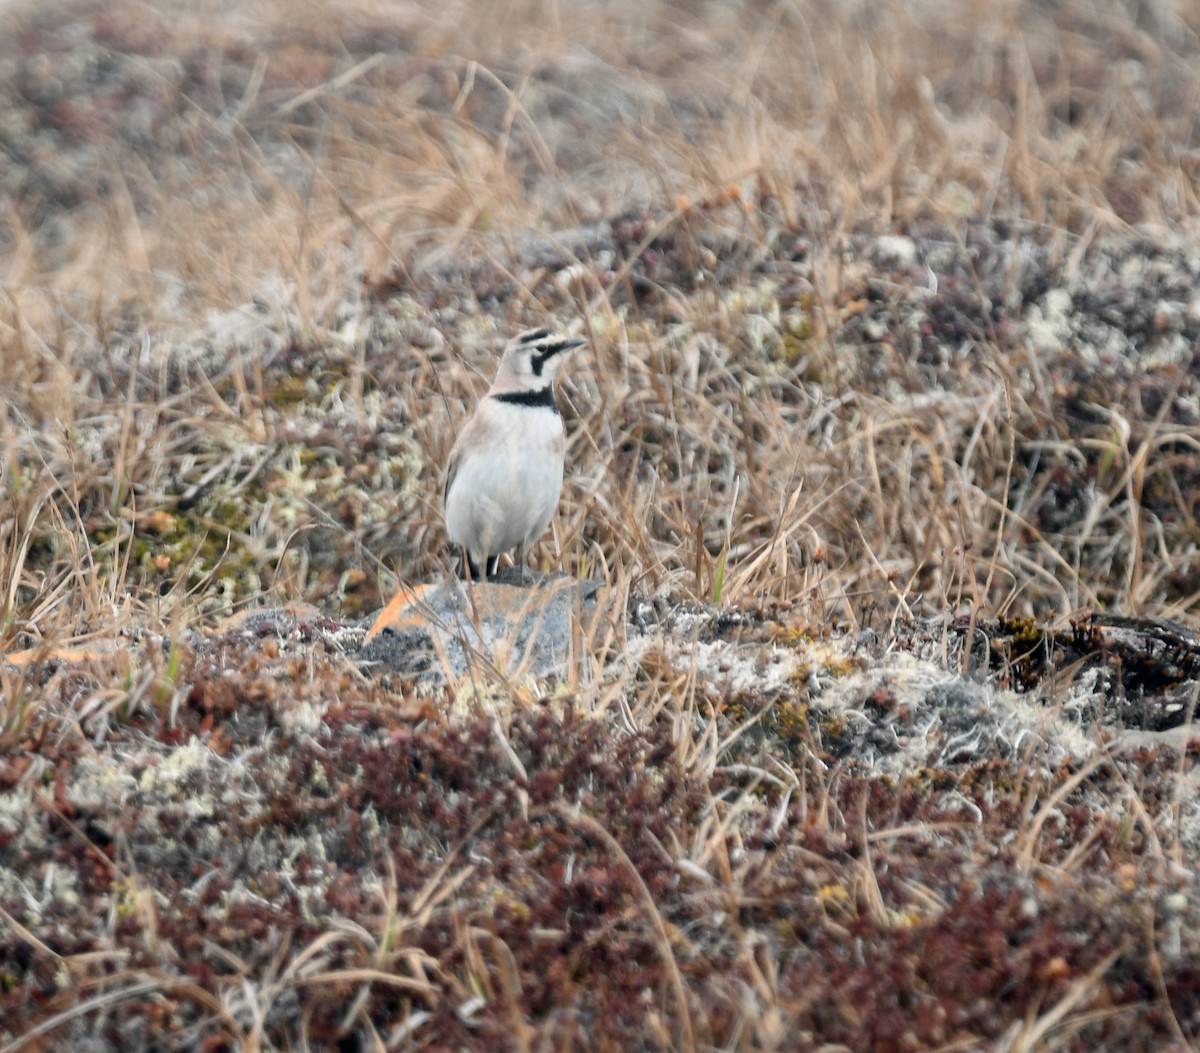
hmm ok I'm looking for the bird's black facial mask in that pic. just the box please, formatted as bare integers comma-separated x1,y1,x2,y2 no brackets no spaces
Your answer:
530,338,585,377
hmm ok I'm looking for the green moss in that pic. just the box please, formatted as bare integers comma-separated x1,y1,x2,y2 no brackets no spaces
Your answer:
270,374,318,408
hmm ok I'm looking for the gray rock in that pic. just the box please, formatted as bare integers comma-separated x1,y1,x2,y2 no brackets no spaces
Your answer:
357,574,606,681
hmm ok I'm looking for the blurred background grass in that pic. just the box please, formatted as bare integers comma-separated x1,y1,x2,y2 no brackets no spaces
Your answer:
4,0,1198,324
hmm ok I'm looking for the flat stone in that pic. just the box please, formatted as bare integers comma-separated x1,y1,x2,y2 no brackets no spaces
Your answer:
358,574,606,681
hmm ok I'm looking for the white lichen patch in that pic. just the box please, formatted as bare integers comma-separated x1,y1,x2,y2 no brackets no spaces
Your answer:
277,699,328,733
130,737,222,820
1023,287,1074,352
0,788,31,837
69,757,140,811
812,651,1096,774
138,736,213,792
871,234,918,268
5,861,85,916
625,608,1105,781
449,677,529,718
625,631,801,697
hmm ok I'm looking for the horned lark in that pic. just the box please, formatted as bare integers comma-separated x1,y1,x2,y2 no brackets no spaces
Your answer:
443,328,585,581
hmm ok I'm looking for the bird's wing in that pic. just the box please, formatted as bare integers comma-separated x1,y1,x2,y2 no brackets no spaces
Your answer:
443,445,460,507
443,401,492,507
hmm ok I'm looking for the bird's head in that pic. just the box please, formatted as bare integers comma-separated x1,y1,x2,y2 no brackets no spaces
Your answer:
492,328,585,392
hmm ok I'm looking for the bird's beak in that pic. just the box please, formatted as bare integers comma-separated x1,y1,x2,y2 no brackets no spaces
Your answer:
540,337,586,362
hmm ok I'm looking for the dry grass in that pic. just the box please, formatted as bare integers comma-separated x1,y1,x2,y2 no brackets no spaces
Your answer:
4,0,1200,1049
3,0,1200,645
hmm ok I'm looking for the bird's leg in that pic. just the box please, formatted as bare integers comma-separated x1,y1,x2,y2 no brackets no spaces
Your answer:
485,554,501,581
464,549,483,582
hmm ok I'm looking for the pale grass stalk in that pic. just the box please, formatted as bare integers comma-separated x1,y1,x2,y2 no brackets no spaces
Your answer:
1000,947,1128,1053
551,804,696,1052
1014,754,1105,874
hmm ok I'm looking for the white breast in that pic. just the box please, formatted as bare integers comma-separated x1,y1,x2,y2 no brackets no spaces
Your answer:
444,399,566,562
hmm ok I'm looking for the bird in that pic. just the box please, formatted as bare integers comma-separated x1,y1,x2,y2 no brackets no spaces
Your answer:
443,327,585,582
